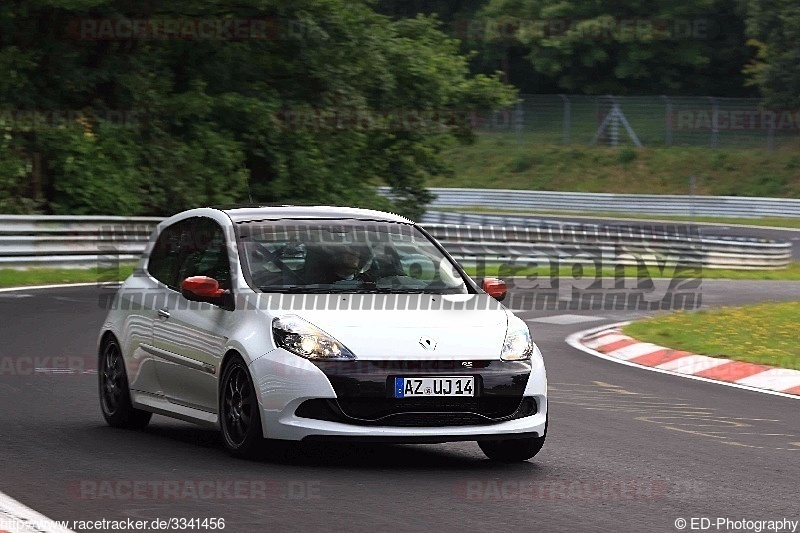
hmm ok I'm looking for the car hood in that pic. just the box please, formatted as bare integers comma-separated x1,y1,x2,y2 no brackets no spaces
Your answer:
267,293,509,360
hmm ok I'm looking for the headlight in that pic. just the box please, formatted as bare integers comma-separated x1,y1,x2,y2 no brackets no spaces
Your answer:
272,315,356,361
501,315,534,361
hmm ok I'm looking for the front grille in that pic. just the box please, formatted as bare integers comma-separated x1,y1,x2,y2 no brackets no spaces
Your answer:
375,412,493,427
337,396,521,420
295,397,537,427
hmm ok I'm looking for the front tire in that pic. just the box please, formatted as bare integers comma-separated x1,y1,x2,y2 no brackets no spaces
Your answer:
98,336,152,429
220,355,264,458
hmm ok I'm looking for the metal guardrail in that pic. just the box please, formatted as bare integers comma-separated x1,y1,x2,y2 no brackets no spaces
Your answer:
0,214,792,270
0,215,161,267
423,223,792,271
382,187,800,218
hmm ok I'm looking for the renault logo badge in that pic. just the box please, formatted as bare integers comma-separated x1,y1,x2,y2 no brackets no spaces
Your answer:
419,336,437,351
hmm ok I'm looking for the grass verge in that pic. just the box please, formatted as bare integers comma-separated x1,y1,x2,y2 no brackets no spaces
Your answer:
0,265,136,289
438,139,800,199
623,302,800,370
461,262,800,281
438,206,800,230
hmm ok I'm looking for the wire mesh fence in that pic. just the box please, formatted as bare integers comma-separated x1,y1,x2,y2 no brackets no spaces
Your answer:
474,95,800,150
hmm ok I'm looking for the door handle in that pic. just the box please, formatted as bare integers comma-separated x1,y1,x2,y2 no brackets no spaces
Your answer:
157,308,170,319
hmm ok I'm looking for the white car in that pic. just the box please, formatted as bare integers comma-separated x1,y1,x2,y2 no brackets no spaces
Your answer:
98,206,548,461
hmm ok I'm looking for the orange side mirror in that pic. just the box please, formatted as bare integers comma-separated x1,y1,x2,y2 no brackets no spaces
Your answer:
482,277,507,302
181,276,225,300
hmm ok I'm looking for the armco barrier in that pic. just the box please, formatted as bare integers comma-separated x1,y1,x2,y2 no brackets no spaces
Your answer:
0,215,161,268
422,223,792,270
380,187,800,218
0,214,792,270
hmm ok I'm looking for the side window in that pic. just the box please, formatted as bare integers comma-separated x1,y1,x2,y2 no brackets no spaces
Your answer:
176,218,232,291
147,221,185,289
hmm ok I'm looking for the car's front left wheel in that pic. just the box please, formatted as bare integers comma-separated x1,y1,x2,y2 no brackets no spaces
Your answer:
220,355,264,458
98,336,152,429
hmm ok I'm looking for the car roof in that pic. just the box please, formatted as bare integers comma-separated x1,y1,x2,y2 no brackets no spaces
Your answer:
218,205,414,224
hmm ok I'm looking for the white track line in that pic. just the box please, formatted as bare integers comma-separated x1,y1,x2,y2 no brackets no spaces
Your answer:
0,491,74,532
486,212,800,233
565,322,800,401
0,283,116,294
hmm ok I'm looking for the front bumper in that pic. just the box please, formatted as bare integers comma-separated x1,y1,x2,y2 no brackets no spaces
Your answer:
249,349,547,442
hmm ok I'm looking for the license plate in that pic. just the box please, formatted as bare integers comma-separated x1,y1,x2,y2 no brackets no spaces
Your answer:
394,376,475,398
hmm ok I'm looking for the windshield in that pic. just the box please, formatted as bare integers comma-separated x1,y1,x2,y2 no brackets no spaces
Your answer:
236,219,471,294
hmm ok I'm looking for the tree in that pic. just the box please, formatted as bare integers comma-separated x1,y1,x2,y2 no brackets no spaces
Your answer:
744,0,800,107
0,0,515,219
479,0,755,96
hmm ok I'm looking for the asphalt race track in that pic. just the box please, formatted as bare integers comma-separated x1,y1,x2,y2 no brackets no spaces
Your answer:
1,282,799,532
489,213,800,261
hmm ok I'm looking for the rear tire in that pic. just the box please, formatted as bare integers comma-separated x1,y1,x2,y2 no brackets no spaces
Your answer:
220,355,264,459
98,336,152,429
478,419,547,462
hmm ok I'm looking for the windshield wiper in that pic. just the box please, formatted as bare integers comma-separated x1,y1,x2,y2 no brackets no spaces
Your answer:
347,287,430,294
259,285,345,293
261,286,464,295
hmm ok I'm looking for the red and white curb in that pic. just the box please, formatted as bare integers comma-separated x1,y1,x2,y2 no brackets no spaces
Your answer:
566,322,800,400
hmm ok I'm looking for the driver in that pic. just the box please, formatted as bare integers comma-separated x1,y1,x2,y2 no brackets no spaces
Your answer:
331,244,373,282
334,247,361,281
